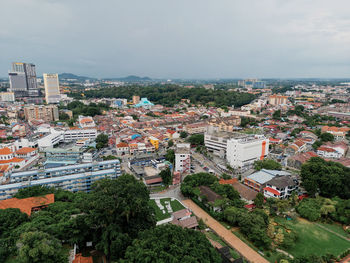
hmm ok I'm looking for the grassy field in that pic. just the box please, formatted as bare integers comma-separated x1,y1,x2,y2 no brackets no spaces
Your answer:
274,217,350,258
206,231,241,260
149,198,185,221
317,222,350,239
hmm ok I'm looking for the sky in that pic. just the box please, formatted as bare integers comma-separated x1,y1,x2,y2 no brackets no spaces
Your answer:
1,0,350,79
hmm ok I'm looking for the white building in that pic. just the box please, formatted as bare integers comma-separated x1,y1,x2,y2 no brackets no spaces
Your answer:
0,92,15,102
43,73,61,104
175,143,191,174
205,128,269,169
78,116,96,128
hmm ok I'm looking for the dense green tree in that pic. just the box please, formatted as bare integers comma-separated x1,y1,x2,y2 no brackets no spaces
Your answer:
180,131,188,138
254,193,265,208
319,132,334,142
254,159,282,171
301,157,349,198
159,168,172,185
17,231,67,263
70,84,256,108
167,139,174,147
187,134,204,145
165,149,175,164
58,112,70,120
14,185,54,199
96,133,109,149
272,109,282,120
83,175,156,261
122,224,221,263
296,198,321,221
181,173,218,197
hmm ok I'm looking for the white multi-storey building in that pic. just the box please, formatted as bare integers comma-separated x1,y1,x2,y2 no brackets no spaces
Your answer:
0,160,121,200
205,127,269,169
43,73,61,103
226,135,269,169
175,143,191,174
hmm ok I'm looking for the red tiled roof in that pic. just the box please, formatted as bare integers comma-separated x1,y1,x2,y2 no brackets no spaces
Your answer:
73,254,93,263
317,147,336,152
15,147,37,155
0,157,24,164
0,194,54,216
264,187,280,196
116,142,129,148
145,177,162,185
0,147,12,155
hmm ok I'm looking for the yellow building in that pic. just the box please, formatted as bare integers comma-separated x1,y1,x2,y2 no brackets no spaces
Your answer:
149,136,159,150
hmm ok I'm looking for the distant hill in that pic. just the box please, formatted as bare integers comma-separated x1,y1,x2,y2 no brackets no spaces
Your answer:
106,75,153,82
59,73,95,81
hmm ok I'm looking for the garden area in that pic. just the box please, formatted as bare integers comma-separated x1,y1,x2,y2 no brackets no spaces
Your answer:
273,217,350,259
149,198,185,221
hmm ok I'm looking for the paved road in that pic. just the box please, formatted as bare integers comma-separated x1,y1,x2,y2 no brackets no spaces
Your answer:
183,199,269,263
150,185,184,200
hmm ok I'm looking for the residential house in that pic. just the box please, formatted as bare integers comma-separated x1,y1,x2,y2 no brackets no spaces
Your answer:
263,175,298,199
0,194,54,216
244,169,291,192
287,151,318,169
198,186,222,212
317,146,342,159
321,126,350,140
116,142,129,156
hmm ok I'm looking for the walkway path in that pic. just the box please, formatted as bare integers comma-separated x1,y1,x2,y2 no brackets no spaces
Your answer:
315,223,350,242
183,199,269,263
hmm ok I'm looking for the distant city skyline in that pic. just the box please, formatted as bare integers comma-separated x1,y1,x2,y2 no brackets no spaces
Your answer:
1,0,350,79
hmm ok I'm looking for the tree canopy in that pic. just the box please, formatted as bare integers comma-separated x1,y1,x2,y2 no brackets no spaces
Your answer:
254,159,282,171
301,157,350,199
121,224,221,263
70,84,256,107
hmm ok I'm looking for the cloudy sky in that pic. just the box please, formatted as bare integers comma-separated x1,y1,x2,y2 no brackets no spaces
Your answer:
1,0,350,78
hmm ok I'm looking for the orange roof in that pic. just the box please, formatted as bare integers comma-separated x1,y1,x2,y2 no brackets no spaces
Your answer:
73,254,93,263
80,118,94,124
0,157,25,164
0,164,10,172
15,147,37,155
116,142,129,148
0,194,54,216
0,147,12,155
219,178,238,185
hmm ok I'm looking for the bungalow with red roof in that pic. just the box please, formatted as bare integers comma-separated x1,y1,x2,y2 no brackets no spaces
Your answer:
116,142,129,156
317,146,342,159
0,194,54,216
287,151,318,169
15,147,37,159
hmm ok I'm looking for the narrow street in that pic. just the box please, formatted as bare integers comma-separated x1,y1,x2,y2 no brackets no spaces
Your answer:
183,199,270,263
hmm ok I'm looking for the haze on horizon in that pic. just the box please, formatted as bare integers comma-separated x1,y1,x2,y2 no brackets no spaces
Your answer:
1,0,350,79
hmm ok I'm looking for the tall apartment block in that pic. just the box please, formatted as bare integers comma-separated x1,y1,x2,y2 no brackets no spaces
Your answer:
9,62,39,98
43,73,61,103
24,105,59,122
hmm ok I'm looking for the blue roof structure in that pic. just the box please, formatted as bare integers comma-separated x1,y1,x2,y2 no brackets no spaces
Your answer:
246,169,291,184
134,98,154,108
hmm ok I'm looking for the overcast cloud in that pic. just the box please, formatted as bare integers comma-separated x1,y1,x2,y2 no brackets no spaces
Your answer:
1,0,350,78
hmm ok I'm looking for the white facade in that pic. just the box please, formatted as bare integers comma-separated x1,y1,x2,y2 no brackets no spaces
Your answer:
175,143,191,174
226,135,269,169
43,73,61,104
63,129,97,142
0,92,15,102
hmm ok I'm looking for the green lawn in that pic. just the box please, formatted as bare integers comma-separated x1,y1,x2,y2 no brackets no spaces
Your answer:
317,222,350,239
274,217,350,258
149,198,185,221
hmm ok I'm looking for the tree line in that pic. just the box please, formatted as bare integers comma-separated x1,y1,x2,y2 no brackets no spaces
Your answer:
69,84,256,107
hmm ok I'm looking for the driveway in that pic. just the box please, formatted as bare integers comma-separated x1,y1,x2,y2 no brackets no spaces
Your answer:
183,199,269,263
